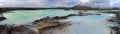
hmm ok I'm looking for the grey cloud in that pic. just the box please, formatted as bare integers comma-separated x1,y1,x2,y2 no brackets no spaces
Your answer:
0,0,119,7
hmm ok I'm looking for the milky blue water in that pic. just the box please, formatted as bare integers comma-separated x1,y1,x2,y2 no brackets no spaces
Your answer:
52,11,116,34
0,9,117,34
1,9,77,25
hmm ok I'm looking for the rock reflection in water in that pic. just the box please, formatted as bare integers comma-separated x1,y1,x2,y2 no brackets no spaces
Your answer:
52,13,114,34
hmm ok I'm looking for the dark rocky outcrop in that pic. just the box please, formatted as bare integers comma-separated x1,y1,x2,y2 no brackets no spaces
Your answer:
116,13,120,19
10,26,26,32
0,13,6,21
0,17,6,21
108,12,120,34
0,21,39,34
0,14,72,34
0,25,9,34
111,26,119,31
33,17,71,34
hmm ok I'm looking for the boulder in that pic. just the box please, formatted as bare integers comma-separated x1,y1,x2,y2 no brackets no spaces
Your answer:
0,17,6,21
116,13,120,19
116,31,120,34
11,26,26,32
0,25,8,31
111,26,119,31
0,25,9,34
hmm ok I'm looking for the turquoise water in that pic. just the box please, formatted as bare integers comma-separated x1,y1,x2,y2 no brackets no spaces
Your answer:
52,11,116,34
0,9,117,34
1,9,77,25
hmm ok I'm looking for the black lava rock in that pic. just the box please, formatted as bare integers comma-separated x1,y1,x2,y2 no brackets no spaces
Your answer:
0,17,6,21
111,26,119,31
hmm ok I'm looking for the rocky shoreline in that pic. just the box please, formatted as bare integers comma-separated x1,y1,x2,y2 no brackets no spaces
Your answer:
0,16,71,34
0,14,6,22
0,11,103,34
106,12,120,34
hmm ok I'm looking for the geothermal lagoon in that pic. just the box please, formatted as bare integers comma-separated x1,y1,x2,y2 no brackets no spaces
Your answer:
0,9,118,34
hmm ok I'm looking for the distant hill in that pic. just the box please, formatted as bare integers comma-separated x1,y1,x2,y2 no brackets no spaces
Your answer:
71,5,92,10
0,5,120,13
71,5,120,10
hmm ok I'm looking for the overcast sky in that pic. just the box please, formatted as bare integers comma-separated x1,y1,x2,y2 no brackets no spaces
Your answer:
0,0,120,7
